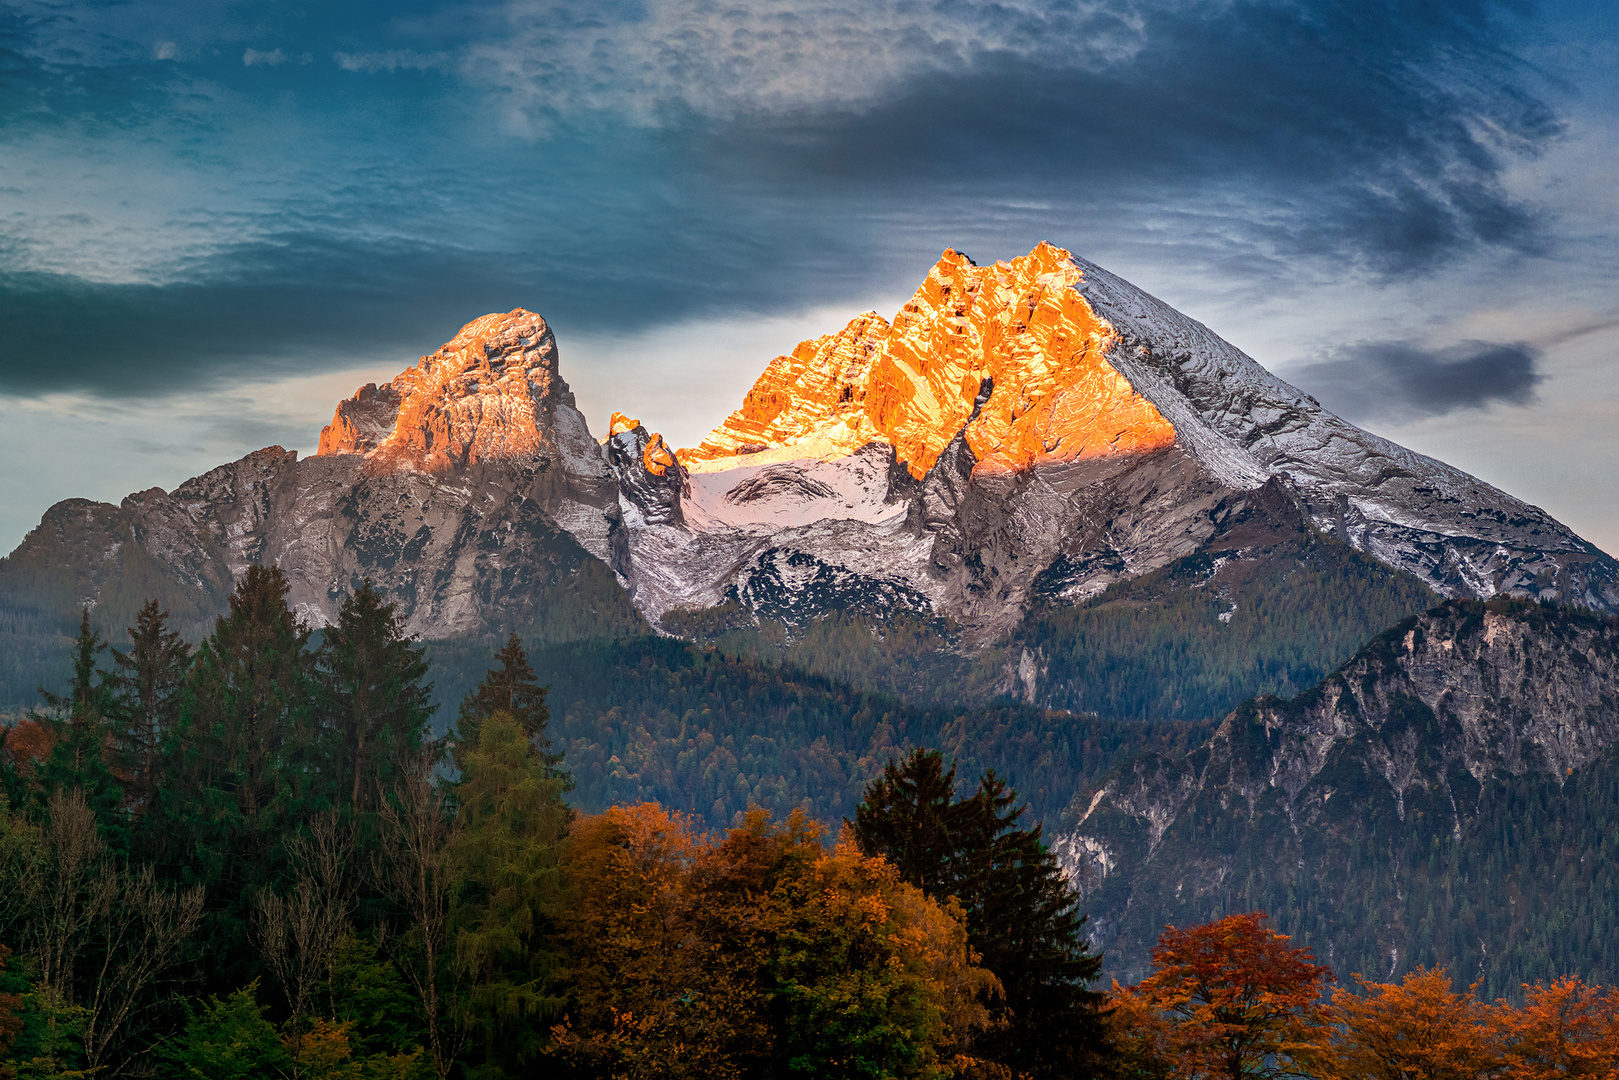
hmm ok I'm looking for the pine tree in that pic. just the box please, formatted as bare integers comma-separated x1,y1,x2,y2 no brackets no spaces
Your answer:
317,580,434,813
453,636,561,778
108,600,191,818
852,748,1108,1079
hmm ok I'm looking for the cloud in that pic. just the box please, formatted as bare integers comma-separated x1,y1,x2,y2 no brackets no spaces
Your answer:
334,50,449,73
0,0,1585,403
1289,340,1543,423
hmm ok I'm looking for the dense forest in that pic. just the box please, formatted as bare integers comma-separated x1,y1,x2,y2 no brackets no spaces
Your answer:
0,570,1615,1077
0,569,1111,1078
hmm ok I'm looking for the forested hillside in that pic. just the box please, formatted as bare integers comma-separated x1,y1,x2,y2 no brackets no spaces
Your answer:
1066,597,1619,996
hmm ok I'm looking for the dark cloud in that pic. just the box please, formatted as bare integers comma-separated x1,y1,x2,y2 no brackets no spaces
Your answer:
697,0,1557,275
0,0,1573,399
1289,340,1543,423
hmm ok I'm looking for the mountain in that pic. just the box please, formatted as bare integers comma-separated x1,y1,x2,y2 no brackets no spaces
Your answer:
2,243,1614,712
1057,596,1619,993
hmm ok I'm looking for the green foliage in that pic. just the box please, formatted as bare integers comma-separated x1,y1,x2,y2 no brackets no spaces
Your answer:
451,634,559,776
317,580,434,813
1025,534,1436,722
450,711,570,1070
158,982,289,1080
528,636,1208,832
108,600,192,816
321,937,427,1059
854,750,1107,1078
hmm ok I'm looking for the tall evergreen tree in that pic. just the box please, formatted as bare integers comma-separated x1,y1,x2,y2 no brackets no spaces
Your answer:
109,600,192,818
317,580,434,813
453,636,561,778
450,710,570,1075
35,609,125,851
158,565,317,987
852,748,1107,1079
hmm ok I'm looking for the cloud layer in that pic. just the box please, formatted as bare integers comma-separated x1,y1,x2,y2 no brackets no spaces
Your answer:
0,0,1574,402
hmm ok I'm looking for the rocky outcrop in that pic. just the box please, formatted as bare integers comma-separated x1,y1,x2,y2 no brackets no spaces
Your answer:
681,244,1177,478
618,243,1616,637
317,310,588,476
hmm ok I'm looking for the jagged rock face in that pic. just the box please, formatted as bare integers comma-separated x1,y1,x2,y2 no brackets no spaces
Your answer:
681,243,1177,478
3,314,628,643
5,242,1615,660
1065,601,1619,868
1052,598,1619,978
318,310,580,475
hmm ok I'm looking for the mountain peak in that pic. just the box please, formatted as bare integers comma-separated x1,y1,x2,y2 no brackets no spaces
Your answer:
317,308,571,473
677,241,1176,477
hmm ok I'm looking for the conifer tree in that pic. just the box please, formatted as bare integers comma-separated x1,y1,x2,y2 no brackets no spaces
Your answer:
35,609,125,851
109,600,191,817
453,635,561,777
160,565,316,984
317,580,434,813
450,710,570,1073
852,748,1108,1078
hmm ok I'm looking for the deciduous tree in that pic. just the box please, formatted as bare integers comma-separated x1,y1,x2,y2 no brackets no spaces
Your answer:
1127,912,1333,1080
1328,967,1499,1080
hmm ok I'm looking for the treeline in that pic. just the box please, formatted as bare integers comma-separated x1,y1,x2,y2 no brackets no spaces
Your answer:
0,569,1108,1078
1112,911,1619,1080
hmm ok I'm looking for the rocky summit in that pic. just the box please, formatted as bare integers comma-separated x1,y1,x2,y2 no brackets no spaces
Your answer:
2,244,1615,657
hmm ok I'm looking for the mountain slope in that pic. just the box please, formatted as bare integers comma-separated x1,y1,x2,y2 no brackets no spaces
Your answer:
1058,597,1619,990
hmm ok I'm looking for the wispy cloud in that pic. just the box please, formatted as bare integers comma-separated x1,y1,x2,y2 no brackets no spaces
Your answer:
242,47,287,67
334,50,450,74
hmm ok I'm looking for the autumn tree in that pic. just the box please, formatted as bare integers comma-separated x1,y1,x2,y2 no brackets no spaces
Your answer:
1494,976,1619,1080
317,580,434,813
1327,967,1500,1080
1119,912,1334,1080
853,748,1106,1077
553,803,997,1079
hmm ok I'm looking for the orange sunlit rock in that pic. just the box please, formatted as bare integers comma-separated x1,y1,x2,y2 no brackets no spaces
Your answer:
642,432,677,477
317,310,564,473
679,242,1176,477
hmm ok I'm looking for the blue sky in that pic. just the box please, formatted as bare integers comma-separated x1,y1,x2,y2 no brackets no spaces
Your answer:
2,0,1617,555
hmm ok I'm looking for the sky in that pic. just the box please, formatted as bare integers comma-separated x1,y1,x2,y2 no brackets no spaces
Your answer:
2,0,1617,556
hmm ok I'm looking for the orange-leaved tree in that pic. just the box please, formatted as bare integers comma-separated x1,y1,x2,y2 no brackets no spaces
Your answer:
1495,976,1619,1080
1114,911,1334,1080
1328,966,1500,1080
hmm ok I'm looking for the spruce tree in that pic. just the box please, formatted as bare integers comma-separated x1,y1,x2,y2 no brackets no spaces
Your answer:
317,580,434,813
35,609,126,851
852,748,1107,1079
453,635,562,778
450,710,570,1074
160,565,316,987
109,600,191,818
